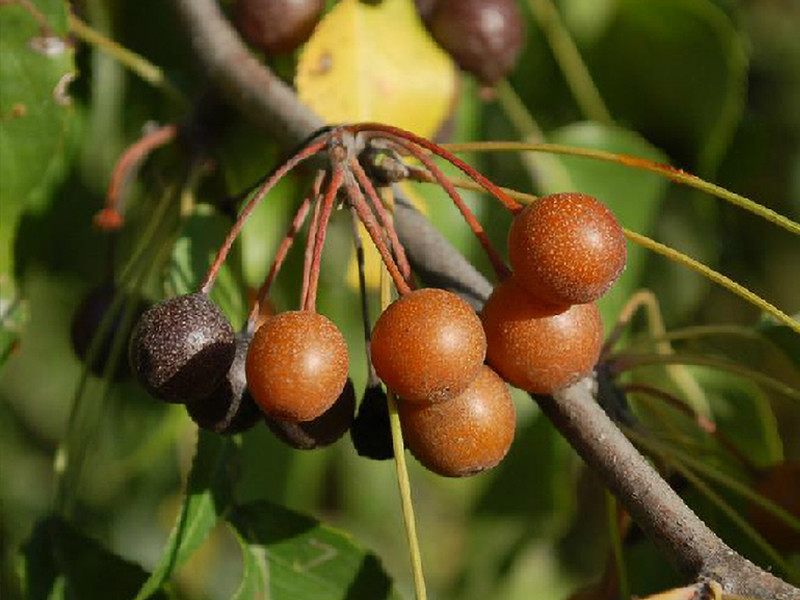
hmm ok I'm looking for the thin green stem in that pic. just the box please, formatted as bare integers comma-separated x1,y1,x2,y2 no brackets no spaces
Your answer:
605,492,629,600
380,208,427,600
68,14,185,104
611,352,800,402
439,141,800,237
526,0,613,124
624,230,800,336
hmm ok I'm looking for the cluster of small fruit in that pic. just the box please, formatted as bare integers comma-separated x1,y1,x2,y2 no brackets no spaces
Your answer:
122,182,625,479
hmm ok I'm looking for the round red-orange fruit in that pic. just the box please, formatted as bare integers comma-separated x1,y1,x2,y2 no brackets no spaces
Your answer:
749,461,800,553
370,288,486,404
481,276,603,394
508,192,626,305
399,365,515,477
245,310,348,422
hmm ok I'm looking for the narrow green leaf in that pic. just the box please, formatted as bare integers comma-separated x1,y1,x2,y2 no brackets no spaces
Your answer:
133,430,234,600
229,501,399,600
22,515,168,600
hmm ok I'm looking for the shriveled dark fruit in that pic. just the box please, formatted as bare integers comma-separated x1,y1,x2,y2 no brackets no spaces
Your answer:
371,288,486,404
234,0,324,55
481,276,603,394
129,293,235,402
266,379,356,449
246,310,349,422
427,0,524,85
508,192,627,306
187,333,261,435
71,284,147,380
399,365,515,477
350,384,395,460
749,461,800,553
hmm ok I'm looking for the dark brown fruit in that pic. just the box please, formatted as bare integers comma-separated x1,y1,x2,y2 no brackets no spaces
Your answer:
245,310,349,422
187,332,261,435
508,193,627,306
234,0,324,55
350,384,395,460
428,0,525,85
399,365,515,477
129,293,235,402
481,276,603,394
71,284,147,381
265,379,356,449
749,461,800,553
371,288,486,404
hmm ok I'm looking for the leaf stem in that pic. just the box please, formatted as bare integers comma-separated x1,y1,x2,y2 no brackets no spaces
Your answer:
526,0,613,124
380,199,427,600
624,230,800,335
439,141,800,237
610,352,800,402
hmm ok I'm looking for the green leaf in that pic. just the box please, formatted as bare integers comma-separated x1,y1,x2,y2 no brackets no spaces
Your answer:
229,501,399,600
586,0,747,173
0,0,76,278
22,515,168,600
546,121,669,323
133,430,234,600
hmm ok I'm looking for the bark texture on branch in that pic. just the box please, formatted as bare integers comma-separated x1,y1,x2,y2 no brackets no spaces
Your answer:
169,1,800,597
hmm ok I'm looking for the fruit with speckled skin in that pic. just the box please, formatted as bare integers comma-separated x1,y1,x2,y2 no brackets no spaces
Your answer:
371,288,486,404
266,378,355,449
246,311,349,422
399,365,515,477
234,0,324,55
350,384,394,460
508,193,626,306
481,277,603,394
187,332,261,434
427,0,524,85
129,293,235,402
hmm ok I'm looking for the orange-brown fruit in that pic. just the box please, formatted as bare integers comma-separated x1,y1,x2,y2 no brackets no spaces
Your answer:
399,365,515,477
749,461,800,553
371,288,486,404
508,192,627,305
481,276,603,394
245,311,348,422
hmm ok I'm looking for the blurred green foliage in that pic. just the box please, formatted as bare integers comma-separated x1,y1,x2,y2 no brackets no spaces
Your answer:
1,0,799,599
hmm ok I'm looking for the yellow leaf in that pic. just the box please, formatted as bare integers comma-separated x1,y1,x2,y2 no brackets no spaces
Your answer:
296,0,457,138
